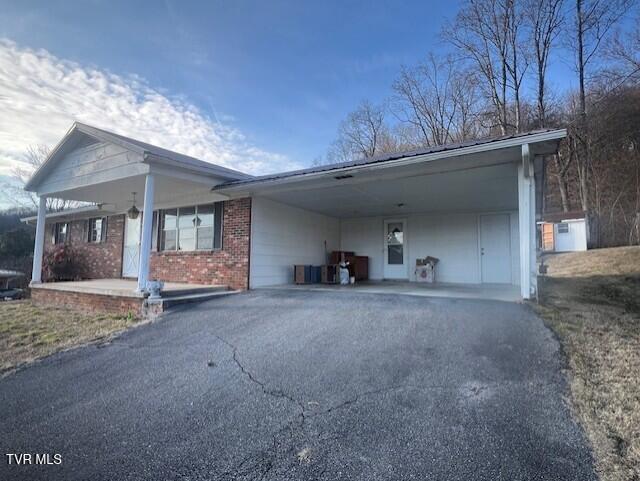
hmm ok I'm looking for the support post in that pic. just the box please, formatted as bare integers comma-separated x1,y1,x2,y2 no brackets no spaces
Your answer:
30,195,47,284
518,144,536,299
137,174,155,292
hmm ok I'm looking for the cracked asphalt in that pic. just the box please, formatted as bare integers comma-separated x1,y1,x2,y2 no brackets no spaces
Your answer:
1,289,595,480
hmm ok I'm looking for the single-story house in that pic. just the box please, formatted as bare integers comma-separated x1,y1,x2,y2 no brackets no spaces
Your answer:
539,211,588,252
23,122,566,315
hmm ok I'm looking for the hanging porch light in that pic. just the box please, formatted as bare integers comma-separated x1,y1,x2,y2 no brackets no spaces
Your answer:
127,192,140,219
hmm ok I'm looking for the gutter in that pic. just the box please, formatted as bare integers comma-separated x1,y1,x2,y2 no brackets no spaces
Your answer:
215,129,567,193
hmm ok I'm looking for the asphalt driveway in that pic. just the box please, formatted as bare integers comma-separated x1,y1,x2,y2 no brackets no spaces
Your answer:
1,290,595,480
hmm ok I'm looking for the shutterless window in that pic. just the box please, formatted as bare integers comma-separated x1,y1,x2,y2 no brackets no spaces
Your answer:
54,222,69,244
557,222,569,234
87,217,107,243
159,203,222,251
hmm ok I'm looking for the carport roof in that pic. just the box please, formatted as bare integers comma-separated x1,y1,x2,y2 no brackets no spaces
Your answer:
216,128,566,191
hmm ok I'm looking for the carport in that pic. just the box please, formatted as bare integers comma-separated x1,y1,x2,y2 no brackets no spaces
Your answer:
216,129,566,300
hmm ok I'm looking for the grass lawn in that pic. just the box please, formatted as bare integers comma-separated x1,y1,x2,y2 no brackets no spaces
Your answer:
536,246,640,481
0,300,140,373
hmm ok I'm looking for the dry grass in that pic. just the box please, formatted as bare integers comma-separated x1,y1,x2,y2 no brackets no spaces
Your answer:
0,300,140,373
536,246,640,481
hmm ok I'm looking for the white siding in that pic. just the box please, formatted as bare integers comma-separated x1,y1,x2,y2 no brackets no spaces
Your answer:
339,218,385,280
554,219,587,252
250,197,340,288
37,141,145,194
341,211,520,285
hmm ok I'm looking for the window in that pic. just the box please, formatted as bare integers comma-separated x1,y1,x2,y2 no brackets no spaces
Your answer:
54,222,69,244
557,222,569,234
87,217,107,243
159,203,222,251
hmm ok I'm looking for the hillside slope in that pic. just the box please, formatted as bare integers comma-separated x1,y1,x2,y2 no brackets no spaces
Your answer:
537,246,640,481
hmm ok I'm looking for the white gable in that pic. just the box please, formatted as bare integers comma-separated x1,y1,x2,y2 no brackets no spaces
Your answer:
27,130,148,195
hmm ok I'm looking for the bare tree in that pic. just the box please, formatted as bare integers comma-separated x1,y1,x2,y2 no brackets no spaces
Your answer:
506,0,529,131
327,101,397,163
445,0,528,134
604,16,640,87
7,145,73,212
392,53,482,146
566,0,634,241
571,0,635,121
525,0,565,127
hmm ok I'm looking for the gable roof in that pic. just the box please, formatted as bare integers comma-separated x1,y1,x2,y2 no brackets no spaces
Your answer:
216,128,566,191
25,122,252,190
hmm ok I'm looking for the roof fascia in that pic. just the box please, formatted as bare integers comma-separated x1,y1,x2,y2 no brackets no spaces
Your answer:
216,129,567,193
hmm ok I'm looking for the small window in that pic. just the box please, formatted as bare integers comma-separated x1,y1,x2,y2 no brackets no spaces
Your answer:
557,223,569,234
54,222,69,244
87,217,107,243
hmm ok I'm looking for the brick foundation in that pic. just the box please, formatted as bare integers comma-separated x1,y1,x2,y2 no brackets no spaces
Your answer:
31,287,145,317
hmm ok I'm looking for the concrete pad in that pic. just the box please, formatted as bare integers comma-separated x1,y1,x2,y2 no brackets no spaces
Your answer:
263,280,522,302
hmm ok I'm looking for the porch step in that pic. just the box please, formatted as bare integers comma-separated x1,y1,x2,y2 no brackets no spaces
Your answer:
161,285,229,297
158,289,241,308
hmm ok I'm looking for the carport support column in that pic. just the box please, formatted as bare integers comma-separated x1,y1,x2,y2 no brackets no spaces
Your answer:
30,195,47,285
137,173,155,292
518,144,536,300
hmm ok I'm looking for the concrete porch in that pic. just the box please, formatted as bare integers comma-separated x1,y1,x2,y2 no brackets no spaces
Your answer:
31,279,238,317
261,280,522,303
32,278,227,298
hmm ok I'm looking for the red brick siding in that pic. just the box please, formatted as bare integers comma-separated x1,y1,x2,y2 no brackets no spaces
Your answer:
44,214,124,279
150,198,251,290
31,287,144,317
40,198,251,290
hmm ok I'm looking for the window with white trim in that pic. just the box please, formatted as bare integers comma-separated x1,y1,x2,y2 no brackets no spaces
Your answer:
557,222,569,234
158,203,223,251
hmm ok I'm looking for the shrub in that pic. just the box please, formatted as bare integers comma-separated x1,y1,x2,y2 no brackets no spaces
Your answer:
43,245,78,281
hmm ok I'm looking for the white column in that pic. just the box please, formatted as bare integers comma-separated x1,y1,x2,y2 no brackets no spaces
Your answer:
529,159,537,297
137,174,155,292
31,195,47,284
518,144,534,299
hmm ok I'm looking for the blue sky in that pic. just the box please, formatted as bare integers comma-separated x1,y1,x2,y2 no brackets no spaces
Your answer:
0,0,583,193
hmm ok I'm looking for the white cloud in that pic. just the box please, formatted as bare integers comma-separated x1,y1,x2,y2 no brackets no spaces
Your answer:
0,39,300,178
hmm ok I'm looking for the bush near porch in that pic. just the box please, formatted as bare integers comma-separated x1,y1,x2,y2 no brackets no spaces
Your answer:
536,246,640,481
0,300,140,373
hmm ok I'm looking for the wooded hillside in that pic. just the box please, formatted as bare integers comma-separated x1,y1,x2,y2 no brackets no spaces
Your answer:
324,0,640,248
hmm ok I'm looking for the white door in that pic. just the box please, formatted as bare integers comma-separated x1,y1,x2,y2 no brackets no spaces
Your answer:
479,214,511,284
122,216,141,278
384,219,407,279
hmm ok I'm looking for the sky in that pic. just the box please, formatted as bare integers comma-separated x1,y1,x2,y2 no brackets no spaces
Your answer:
0,0,584,210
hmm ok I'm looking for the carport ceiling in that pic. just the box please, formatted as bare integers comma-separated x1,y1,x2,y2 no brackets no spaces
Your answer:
260,162,519,218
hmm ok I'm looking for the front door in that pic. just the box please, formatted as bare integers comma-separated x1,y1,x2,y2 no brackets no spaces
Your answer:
122,215,141,278
384,219,407,279
479,214,511,284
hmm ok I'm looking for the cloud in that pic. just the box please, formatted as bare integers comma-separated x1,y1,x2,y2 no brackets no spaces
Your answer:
0,39,299,179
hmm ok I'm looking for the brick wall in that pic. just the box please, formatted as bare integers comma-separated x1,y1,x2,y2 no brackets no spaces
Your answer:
44,214,124,279
41,197,252,290
31,288,144,317
150,198,251,290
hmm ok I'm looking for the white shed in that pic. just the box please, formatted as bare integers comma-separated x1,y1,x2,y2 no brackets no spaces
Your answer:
540,212,587,252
